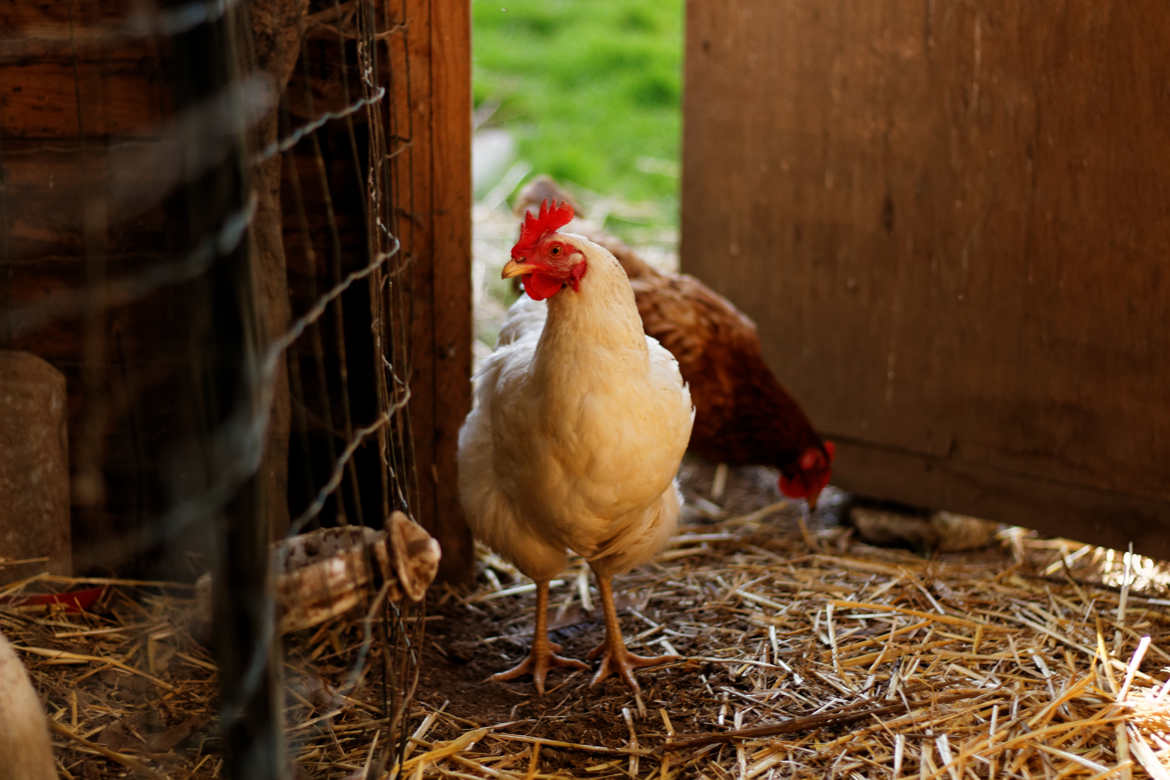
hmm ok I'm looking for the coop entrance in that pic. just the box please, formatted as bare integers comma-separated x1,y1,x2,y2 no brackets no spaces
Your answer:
470,0,684,354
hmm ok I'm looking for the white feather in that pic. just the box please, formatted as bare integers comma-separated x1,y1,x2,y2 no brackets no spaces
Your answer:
457,234,693,582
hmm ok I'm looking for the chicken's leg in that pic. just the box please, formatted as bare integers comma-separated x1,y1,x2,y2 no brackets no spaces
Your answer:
588,568,679,692
489,579,587,694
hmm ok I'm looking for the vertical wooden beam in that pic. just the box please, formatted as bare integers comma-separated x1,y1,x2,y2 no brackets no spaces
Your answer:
429,0,473,581
402,0,472,581
0,351,71,582
248,0,310,542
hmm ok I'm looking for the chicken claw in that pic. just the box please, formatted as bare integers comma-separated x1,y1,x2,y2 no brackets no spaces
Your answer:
589,641,679,692
488,580,586,695
588,571,679,692
489,639,588,695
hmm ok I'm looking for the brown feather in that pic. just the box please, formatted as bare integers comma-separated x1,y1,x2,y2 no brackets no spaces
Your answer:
513,177,826,476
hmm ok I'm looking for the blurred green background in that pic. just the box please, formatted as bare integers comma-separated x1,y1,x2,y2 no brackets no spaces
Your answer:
472,0,683,228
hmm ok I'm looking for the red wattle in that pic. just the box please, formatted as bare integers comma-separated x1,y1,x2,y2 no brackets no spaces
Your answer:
523,273,564,301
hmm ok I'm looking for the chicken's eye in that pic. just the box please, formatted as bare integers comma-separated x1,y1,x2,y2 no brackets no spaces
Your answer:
549,245,561,256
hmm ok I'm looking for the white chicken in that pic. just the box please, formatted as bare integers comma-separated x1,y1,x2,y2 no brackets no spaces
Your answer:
458,201,693,694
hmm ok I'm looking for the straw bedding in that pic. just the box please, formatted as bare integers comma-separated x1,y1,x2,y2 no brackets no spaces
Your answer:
2,469,1168,778
414,481,1170,779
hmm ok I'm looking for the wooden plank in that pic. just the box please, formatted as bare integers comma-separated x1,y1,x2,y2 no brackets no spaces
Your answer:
394,0,434,548
682,0,1170,556
0,140,170,259
0,60,167,138
396,0,472,581
0,0,137,29
0,5,169,138
248,0,308,543
427,0,473,581
837,441,1170,561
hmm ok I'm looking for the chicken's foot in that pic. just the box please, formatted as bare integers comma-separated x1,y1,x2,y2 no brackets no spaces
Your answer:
488,579,586,695
588,570,679,692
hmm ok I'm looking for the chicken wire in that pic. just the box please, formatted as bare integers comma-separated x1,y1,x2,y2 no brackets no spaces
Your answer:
0,0,425,776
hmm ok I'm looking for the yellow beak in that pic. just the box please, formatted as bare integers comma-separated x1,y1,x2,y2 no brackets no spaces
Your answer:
501,258,540,279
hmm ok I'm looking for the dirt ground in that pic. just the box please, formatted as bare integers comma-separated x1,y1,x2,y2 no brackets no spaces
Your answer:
406,457,1170,777
412,461,840,769
6,455,1167,778
416,458,800,721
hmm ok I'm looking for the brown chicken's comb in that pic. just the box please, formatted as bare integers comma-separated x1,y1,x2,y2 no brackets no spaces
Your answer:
511,199,574,259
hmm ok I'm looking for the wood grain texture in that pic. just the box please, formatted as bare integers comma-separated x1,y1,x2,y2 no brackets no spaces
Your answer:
682,0,1170,557
1,0,473,577
248,0,309,541
428,0,474,581
0,141,168,259
0,6,182,573
399,0,473,581
0,60,167,138
0,0,136,29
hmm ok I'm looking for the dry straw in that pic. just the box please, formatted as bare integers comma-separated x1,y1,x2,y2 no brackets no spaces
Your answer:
409,507,1170,779
2,505,1168,778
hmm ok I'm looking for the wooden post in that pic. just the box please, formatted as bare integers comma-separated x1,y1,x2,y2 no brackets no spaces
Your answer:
248,0,310,542
399,0,473,581
0,351,71,582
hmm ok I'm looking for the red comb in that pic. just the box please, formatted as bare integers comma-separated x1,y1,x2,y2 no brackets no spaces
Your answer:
511,199,574,258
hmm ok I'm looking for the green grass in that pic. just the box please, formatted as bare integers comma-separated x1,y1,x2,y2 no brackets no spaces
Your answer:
473,0,683,225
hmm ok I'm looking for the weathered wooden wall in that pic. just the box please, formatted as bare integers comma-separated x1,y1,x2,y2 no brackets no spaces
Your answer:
1,1,196,573
2,1,296,575
682,0,1170,558
0,0,472,578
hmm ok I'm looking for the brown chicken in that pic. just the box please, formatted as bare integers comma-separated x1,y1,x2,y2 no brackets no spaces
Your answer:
514,177,835,508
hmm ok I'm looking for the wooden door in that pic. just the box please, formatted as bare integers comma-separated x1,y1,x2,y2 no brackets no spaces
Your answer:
682,0,1170,558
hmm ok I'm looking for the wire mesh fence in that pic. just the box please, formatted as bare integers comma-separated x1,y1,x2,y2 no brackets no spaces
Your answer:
0,0,437,775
